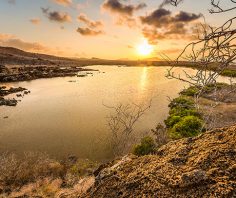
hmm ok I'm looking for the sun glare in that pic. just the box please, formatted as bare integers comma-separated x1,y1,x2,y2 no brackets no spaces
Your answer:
136,40,153,56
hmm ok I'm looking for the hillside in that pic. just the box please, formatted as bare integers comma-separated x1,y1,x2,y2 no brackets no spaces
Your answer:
0,46,167,67
0,46,235,79
0,46,84,66
85,125,236,198
0,46,193,67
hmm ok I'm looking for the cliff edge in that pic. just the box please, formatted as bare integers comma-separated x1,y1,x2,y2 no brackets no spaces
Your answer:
85,125,236,198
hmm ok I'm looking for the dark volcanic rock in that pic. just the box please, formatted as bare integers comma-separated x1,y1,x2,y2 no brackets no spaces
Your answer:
0,98,17,106
0,66,98,83
0,86,29,106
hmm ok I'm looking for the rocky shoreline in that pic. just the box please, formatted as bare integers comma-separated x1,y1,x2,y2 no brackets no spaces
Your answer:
0,65,99,107
0,86,30,106
0,65,98,82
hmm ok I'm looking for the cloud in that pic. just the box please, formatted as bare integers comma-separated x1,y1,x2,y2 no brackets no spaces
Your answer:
140,8,200,28
0,33,48,52
77,0,90,10
52,0,72,7
30,18,41,25
141,24,195,45
77,14,103,29
140,8,201,44
77,13,104,36
0,33,67,56
102,0,146,28
127,45,133,49
41,8,71,23
115,15,137,28
142,27,165,45
166,23,187,35
76,27,104,36
102,0,146,16
140,8,171,27
175,11,202,22
158,48,181,54
159,0,184,8
0,34,14,40
7,0,16,4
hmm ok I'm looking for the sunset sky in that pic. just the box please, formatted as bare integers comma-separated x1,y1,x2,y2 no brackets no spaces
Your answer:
0,0,234,59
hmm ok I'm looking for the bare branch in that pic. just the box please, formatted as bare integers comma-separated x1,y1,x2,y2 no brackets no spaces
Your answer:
104,100,152,157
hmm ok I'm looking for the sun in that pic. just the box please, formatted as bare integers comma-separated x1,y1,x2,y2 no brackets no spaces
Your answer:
136,40,154,56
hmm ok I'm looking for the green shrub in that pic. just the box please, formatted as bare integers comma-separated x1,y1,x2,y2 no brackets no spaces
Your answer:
171,116,203,138
181,83,228,97
165,115,181,128
221,69,236,77
169,107,201,117
132,136,156,156
165,95,204,139
165,105,201,128
169,96,194,109
180,86,199,96
202,82,228,93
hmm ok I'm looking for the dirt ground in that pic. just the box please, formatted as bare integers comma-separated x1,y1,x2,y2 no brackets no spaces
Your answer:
199,85,236,129
84,125,236,198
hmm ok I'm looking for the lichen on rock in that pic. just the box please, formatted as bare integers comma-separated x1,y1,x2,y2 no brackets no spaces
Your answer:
84,125,236,198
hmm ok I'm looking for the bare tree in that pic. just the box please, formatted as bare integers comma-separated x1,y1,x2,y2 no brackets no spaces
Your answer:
163,0,236,129
151,123,169,147
104,101,151,157
163,0,236,13
167,19,235,88
162,0,235,87
160,0,184,7
209,0,236,13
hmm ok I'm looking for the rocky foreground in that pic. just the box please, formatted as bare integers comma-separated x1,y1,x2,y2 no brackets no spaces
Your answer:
84,125,236,198
1,126,235,197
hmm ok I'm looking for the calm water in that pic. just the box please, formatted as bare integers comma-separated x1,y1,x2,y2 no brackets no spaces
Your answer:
0,66,231,160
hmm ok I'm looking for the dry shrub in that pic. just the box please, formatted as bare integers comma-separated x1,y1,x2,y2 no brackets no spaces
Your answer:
0,152,98,197
105,101,152,157
151,124,169,147
0,152,64,190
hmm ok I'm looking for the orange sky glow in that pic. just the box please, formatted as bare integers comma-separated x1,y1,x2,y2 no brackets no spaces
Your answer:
0,0,234,60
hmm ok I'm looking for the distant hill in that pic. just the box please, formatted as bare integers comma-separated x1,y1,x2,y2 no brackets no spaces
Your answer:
3,46,232,70
0,46,81,66
0,46,169,67
142,57,161,61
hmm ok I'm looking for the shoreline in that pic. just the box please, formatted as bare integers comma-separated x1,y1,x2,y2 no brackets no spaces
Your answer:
1,64,235,84
0,65,98,83
0,86,30,106
0,66,99,106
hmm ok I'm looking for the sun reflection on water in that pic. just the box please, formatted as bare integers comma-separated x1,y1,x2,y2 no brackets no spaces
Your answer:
140,67,148,91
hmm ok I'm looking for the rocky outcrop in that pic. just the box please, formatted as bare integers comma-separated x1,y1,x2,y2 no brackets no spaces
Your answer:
0,66,98,82
85,125,236,198
0,86,29,106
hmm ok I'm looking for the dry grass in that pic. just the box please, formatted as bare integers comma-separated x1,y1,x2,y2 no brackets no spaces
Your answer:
0,152,63,194
0,152,97,197
198,85,236,129
203,103,236,128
